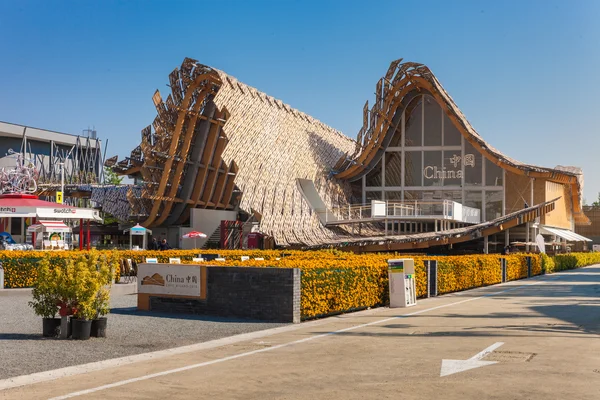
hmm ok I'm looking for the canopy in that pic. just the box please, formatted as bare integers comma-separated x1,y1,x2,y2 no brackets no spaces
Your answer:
0,194,101,221
540,226,592,242
182,231,207,239
123,224,152,250
28,220,71,233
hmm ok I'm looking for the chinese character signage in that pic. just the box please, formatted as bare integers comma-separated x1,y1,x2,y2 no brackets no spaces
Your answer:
138,264,202,297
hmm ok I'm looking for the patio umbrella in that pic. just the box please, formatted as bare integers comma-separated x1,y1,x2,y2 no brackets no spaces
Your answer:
182,231,207,249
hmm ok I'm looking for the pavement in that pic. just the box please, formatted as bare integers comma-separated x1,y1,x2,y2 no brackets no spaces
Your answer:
0,288,286,380
1,265,600,400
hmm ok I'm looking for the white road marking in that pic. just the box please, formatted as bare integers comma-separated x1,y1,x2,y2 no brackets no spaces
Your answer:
46,276,559,400
440,342,504,377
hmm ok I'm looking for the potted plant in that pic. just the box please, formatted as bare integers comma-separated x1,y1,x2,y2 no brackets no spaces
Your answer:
90,287,110,337
70,254,101,340
28,257,61,337
90,251,117,337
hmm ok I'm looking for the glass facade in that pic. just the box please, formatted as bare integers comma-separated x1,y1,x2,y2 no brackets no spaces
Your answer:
363,93,505,221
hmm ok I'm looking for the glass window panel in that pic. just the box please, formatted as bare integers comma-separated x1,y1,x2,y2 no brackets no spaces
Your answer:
463,141,483,186
485,190,503,221
384,152,402,186
404,151,422,186
403,190,423,201
485,158,503,187
385,191,402,200
350,181,362,203
464,190,482,211
365,158,382,187
443,113,462,146
404,96,422,147
423,96,442,146
423,151,443,187
366,191,382,201
443,191,462,202
443,150,462,186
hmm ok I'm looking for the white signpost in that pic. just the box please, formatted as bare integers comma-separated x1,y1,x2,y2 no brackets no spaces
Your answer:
137,264,201,297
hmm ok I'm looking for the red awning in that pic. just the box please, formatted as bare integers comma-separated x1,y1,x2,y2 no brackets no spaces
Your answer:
0,194,75,209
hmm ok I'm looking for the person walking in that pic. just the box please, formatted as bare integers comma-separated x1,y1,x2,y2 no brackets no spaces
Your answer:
150,237,159,250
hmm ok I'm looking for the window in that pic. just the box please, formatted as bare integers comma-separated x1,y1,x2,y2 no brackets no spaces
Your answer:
404,151,422,186
365,191,382,201
384,152,402,186
404,97,422,146
423,96,442,146
443,113,462,146
423,151,443,187
443,150,462,186
485,158,503,187
485,190,503,220
464,190,482,211
365,159,382,187
385,191,402,200
463,141,483,186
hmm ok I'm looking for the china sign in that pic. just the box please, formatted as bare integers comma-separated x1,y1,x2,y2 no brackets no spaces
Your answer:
138,264,202,297
423,153,475,180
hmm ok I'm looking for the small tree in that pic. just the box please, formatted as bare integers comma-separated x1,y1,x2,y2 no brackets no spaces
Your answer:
592,192,600,207
103,167,123,185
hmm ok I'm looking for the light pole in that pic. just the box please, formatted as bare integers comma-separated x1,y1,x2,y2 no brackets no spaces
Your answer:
59,162,64,202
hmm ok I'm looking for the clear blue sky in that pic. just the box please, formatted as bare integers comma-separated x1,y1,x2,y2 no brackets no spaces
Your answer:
1,0,599,202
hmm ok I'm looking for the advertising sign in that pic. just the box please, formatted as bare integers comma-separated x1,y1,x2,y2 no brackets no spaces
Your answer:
56,191,63,204
138,264,201,297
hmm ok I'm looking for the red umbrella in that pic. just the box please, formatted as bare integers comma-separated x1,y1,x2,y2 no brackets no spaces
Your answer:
182,231,207,249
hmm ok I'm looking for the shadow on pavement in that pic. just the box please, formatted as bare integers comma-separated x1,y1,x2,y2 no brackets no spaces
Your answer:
110,306,282,324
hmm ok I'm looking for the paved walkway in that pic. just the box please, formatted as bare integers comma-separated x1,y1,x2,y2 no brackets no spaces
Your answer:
2,266,600,400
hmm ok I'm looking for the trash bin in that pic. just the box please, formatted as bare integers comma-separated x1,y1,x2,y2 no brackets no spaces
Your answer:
388,258,416,308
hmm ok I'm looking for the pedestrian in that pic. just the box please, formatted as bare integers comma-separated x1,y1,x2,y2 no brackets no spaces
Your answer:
150,237,158,250
159,238,171,251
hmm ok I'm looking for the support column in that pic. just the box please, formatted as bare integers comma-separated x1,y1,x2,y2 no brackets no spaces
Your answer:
484,235,489,254
79,219,83,250
31,217,36,248
87,220,91,251
505,229,510,248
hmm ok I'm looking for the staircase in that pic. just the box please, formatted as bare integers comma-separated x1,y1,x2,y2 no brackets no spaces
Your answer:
202,225,222,249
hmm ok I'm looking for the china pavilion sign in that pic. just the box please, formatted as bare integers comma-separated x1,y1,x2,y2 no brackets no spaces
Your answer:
423,153,475,180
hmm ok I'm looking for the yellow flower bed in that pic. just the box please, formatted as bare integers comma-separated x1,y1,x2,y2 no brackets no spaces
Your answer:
3,249,597,320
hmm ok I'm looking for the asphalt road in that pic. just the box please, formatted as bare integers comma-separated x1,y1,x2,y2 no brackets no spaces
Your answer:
2,266,600,400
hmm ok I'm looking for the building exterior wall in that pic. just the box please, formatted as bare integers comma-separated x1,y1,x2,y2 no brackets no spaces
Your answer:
543,181,573,229
576,206,600,246
188,208,238,249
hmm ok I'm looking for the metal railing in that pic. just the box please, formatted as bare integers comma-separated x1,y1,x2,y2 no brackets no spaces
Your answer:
325,200,481,225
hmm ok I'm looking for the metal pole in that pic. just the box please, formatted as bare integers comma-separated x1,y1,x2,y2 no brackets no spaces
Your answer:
60,162,64,200
79,218,83,250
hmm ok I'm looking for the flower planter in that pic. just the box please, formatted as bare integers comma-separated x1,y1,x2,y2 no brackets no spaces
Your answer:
71,319,92,340
42,318,61,337
90,317,107,338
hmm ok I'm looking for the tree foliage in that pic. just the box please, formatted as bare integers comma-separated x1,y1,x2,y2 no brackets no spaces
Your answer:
103,167,123,185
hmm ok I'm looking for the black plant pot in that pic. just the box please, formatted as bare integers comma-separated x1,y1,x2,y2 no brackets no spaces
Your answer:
42,318,61,337
90,317,107,338
71,319,92,340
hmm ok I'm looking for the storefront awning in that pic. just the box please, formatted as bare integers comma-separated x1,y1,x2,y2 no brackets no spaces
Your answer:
0,194,102,221
28,220,71,233
540,226,592,242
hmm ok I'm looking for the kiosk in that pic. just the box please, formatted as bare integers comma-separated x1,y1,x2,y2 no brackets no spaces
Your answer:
388,258,417,308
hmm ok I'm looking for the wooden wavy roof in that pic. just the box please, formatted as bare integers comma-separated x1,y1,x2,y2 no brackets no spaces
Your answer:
108,57,588,248
333,59,588,225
